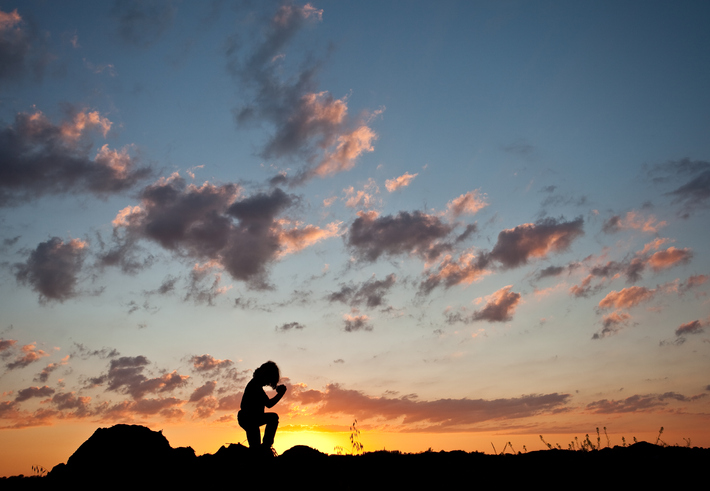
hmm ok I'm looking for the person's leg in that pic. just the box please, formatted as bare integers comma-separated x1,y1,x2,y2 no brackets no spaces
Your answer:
238,411,262,448
261,412,279,447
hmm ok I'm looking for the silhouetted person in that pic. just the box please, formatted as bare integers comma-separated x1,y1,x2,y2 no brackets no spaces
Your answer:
238,361,287,453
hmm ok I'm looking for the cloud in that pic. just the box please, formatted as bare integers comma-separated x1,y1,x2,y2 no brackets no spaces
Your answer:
0,109,150,206
343,178,379,209
189,381,216,403
189,354,233,373
110,178,330,288
586,392,705,413
328,274,396,308
602,211,667,234
649,158,710,215
277,321,305,331
290,384,570,429
0,338,17,355
6,343,49,370
34,356,69,383
15,385,55,402
104,356,189,400
51,392,93,418
385,172,418,192
598,286,657,310
111,0,176,48
483,217,584,269
471,286,521,323
343,313,372,332
446,190,488,218
646,247,692,271
660,159,710,214
185,262,231,306
346,210,454,262
13,237,88,303
675,320,705,337
227,2,379,184
680,274,708,292
593,311,632,339
0,8,50,84
419,250,489,295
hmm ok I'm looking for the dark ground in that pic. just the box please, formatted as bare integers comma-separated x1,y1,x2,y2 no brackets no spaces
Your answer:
2,424,707,489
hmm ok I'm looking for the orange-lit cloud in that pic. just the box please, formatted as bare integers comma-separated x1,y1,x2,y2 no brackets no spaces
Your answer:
190,355,233,373
484,217,584,269
0,110,150,206
314,125,377,177
343,178,379,209
446,190,488,218
385,172,418,192
278,221,340,256
419,250,490,295
0,8,21,30
646,246,692,271
603,211,667,234
7,343,50,370
598,286,657,310
289,384,570,429
447,286,522,324
675,319,705,337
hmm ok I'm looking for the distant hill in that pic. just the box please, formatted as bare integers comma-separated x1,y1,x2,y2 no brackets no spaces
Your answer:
2,424,707,488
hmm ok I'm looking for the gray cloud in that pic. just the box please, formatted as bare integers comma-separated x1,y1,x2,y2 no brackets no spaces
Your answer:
226,2,378,184
15,385,55,402
110,177,305,289
482,217,584,269
346,211,454,263
0,110,151,206
328,274,396,308
276,321,305,331
14,237,88,303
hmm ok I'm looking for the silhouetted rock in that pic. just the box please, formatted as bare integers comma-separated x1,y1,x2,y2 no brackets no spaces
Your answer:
47,424,194,484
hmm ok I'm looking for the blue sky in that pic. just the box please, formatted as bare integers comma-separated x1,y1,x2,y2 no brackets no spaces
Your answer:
1,0,709,476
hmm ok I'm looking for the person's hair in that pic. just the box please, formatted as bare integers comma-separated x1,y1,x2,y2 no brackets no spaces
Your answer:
254,361,280,389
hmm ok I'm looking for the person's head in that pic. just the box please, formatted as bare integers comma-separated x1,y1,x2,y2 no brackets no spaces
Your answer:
253,361,280,389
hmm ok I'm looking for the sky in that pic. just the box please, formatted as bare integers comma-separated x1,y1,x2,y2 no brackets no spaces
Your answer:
1,0,710,476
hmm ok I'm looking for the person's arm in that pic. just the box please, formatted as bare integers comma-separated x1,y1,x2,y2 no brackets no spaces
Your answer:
265,384,287,408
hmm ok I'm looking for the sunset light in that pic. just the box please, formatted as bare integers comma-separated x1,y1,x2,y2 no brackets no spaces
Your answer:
1,0,709,478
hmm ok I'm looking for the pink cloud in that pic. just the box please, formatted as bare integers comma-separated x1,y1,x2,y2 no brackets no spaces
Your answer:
646,247,692,271
675,320,705,337
7,343,50,370
446,190,488,218
313,125,377,177
471,286,522,322
486,217,584,269
419,250,490,295
598,286,657,310
385,172,418,192
289,384,569,428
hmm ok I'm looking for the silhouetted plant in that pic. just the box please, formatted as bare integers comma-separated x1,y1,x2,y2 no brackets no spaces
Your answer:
656,427,666,447
603,427,610,448
539,435,552,450
350,419,364,455
31,465,47,477
683,438,691,447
